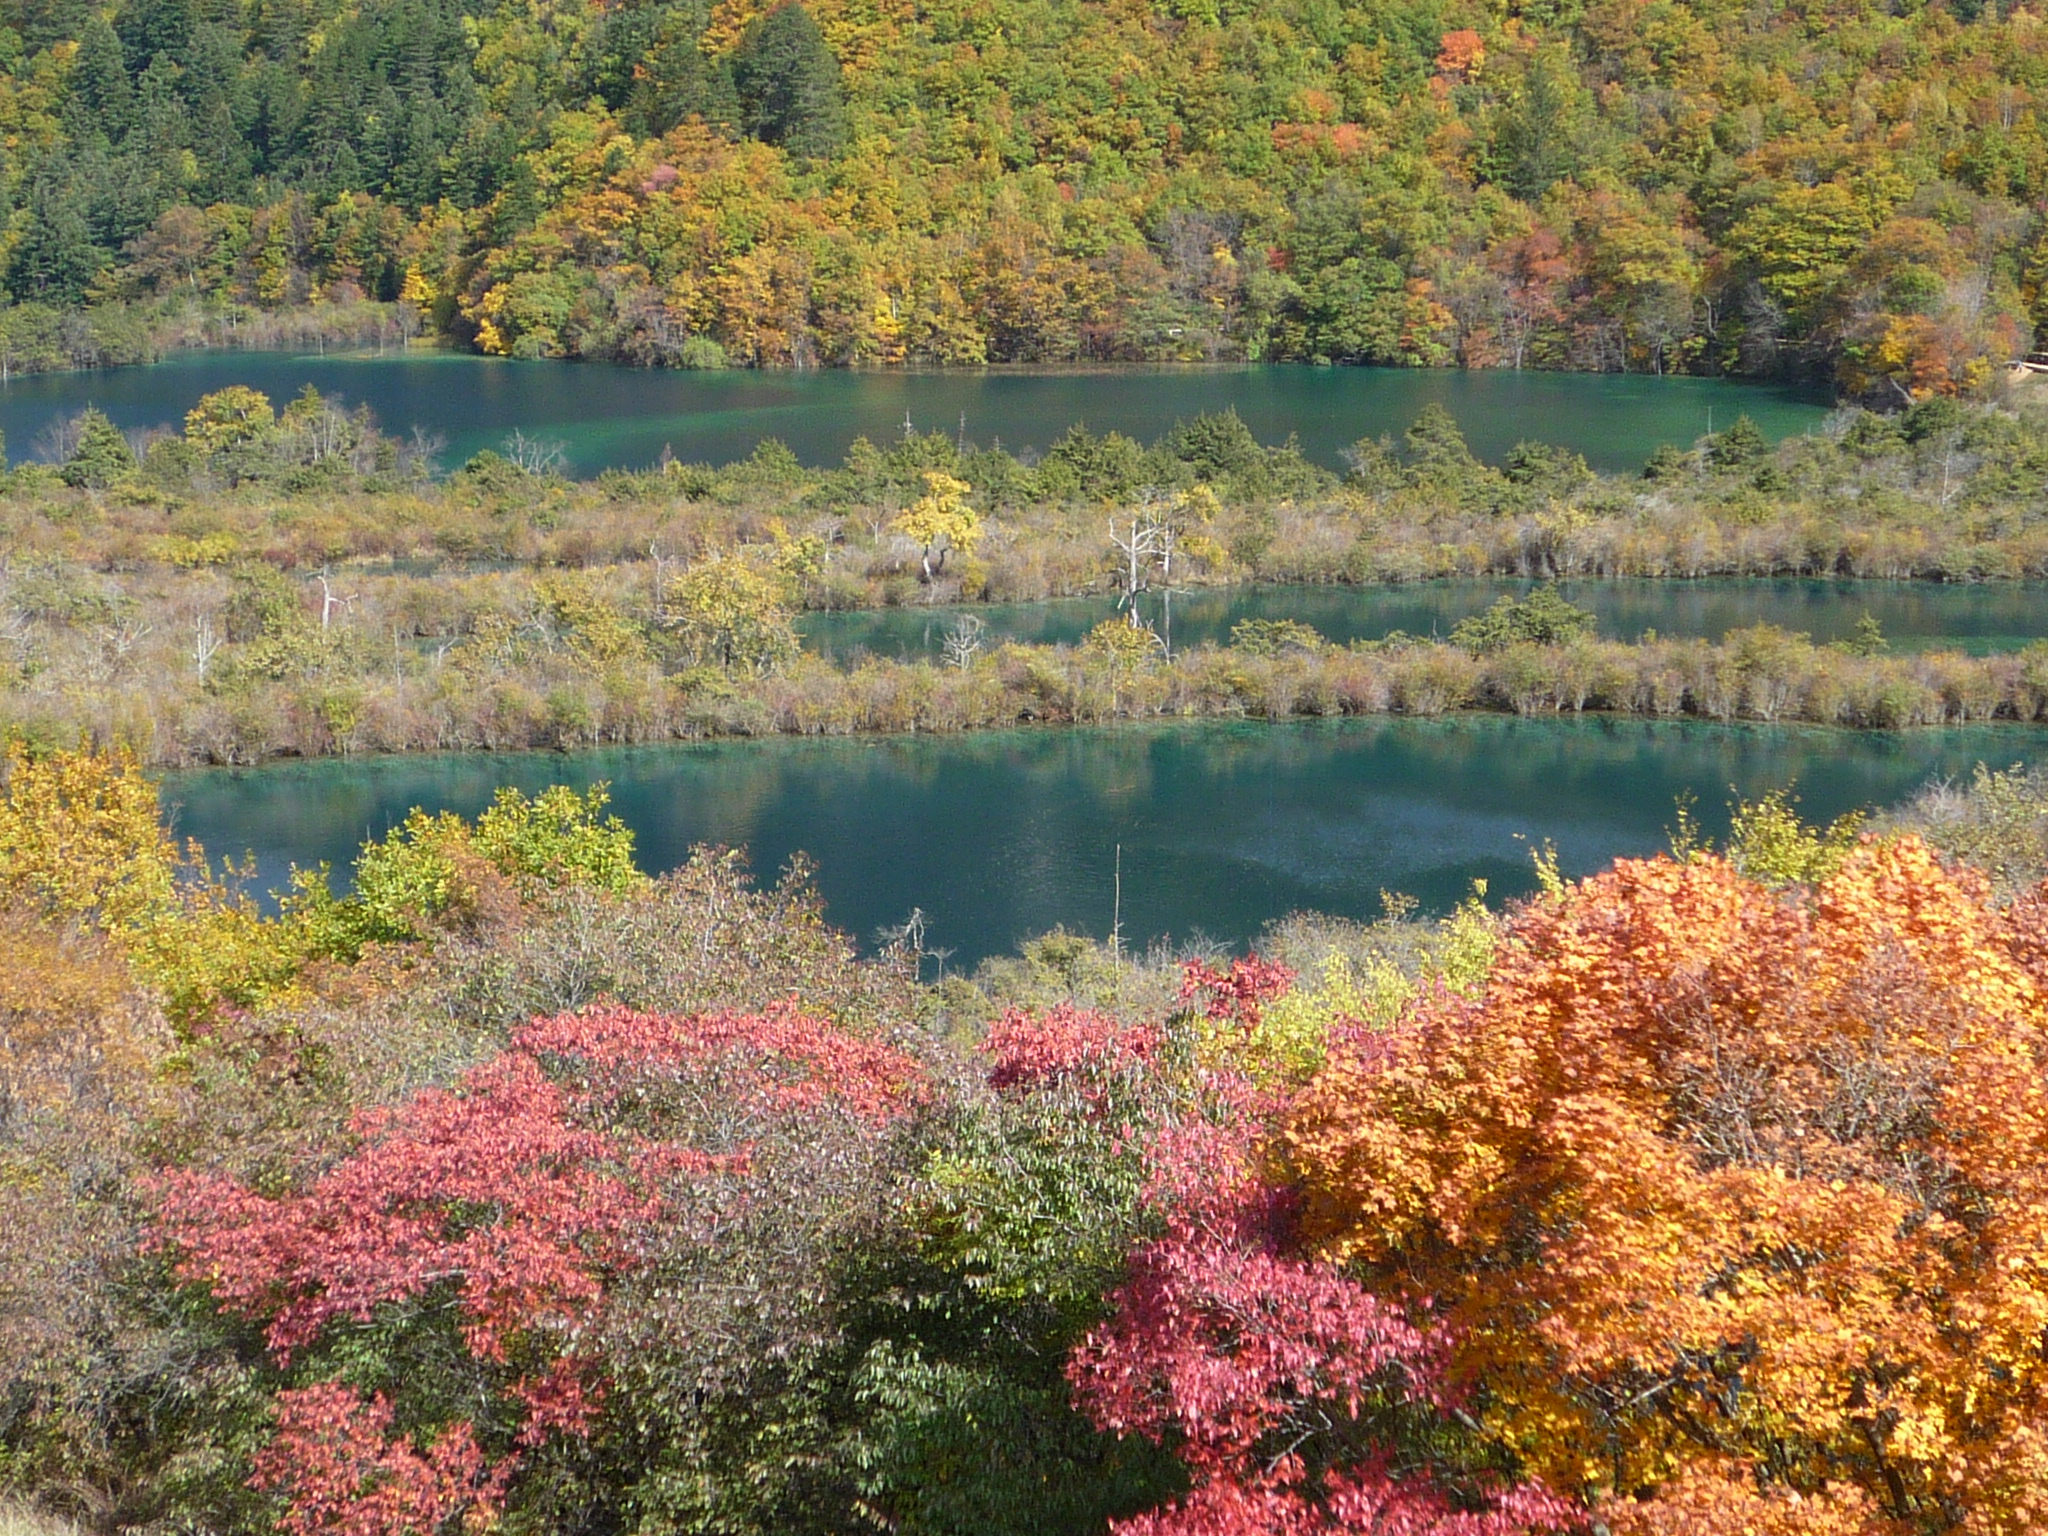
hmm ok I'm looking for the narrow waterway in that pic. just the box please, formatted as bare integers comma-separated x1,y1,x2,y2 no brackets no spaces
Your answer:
802,578,2048,660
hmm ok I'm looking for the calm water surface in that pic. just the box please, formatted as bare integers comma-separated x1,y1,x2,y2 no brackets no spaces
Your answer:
0,353,1829,476
164,718,2041,966
804,579,2048,659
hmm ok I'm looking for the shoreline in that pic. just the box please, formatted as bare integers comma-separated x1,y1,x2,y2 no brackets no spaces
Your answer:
157,705,2048,784
90,628,2048,772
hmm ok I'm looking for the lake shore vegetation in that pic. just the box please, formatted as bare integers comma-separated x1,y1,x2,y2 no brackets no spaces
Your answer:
10,391,2048,761
6,0,2048,397
3,742,2048,1536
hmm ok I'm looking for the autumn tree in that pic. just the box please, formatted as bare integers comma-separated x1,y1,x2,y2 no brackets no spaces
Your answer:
663,552,799,670
1287,838,2048,1535
149,1002,929,1536
893,472,980,583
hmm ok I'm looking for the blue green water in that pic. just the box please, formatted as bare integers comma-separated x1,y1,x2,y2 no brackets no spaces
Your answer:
163,717,2037,965
803,579,2048,659
0,353,1830,477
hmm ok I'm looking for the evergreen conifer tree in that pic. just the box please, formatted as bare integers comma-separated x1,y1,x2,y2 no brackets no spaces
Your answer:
60,409,137,489
732,3,846,160
7,171,106,304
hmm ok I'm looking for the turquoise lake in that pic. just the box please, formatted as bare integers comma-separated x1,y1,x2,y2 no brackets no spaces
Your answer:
0,352,1830,476
165,718,2039,966
803,579,2048,660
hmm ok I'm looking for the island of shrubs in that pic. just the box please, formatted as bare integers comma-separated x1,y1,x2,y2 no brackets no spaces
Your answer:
8,388,2048,761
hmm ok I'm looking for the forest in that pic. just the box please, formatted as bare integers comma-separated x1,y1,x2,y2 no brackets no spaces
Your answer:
0,0,2045,389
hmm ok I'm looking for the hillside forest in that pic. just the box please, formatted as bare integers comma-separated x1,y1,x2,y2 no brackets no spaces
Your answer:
1,0,2047,391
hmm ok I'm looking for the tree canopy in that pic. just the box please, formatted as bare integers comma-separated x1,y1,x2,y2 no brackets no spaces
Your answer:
0,0,2041,390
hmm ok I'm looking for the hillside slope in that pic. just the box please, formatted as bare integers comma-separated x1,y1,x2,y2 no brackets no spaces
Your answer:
3,0,2044,389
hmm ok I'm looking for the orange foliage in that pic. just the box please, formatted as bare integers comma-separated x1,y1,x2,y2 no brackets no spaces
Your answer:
1287,839,2048,1535
1436,29,1486,77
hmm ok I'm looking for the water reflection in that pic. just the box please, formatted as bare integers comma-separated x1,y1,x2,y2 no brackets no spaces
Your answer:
0,353,1827,476
803,578,2048,658
163,716,2042,966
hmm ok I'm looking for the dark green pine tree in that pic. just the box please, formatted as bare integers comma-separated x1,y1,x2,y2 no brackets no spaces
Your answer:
623,4,738,138
60,408,137,489
1491,52,1583,203
17,0,92,52
1709,414,1770,468
67,19,136,139
113,0,195,72
732,2,846,160
7,169,105,303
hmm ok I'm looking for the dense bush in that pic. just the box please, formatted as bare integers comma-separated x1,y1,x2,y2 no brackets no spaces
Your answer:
7,744,2048,1535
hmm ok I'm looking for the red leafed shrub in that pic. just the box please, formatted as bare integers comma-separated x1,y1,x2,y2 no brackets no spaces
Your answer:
1068,1109,1576,1536
1179,954,1296,1027
252,1385,510,1536
147,1003,926,1536
984,1002,1162,1095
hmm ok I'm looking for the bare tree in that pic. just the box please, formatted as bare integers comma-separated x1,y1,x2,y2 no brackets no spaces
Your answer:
87,617,152,683
940,613,986,668
193,613,223,684
402,426,445,483
504,430,566,477
1108,509,1167,626
314,567,359,631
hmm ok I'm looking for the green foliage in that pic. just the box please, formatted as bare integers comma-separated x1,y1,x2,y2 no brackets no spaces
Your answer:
1671,787,1867,887
1228,618,1325,656
472,783,642,893
1834,613,1889,657
732,3,847,161
222,563,304,643
325,782,642,949
1725,789,1865,886
1708,415,1770,469
1449,586,1598,653
1241,895,1499,1080
59,411,136,490
1642,443,1689,481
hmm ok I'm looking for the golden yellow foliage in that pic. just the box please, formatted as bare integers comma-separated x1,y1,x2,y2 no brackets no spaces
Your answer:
1287,838,2048,1535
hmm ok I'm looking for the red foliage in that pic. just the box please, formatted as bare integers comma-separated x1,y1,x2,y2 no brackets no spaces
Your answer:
148,1004,926,1536
151,1049,665,1371
983,1002,1162,1095
253,1385,510,1536
515,1000,926,1127
1179,955,1296,1028
1068,1115,1574,1536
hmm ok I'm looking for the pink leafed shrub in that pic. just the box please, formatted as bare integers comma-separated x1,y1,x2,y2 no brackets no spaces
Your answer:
148,1003,926,1536
983,1001,1163,1095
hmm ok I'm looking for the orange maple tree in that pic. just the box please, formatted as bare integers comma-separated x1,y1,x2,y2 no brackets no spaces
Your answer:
1286,838,2048,1536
